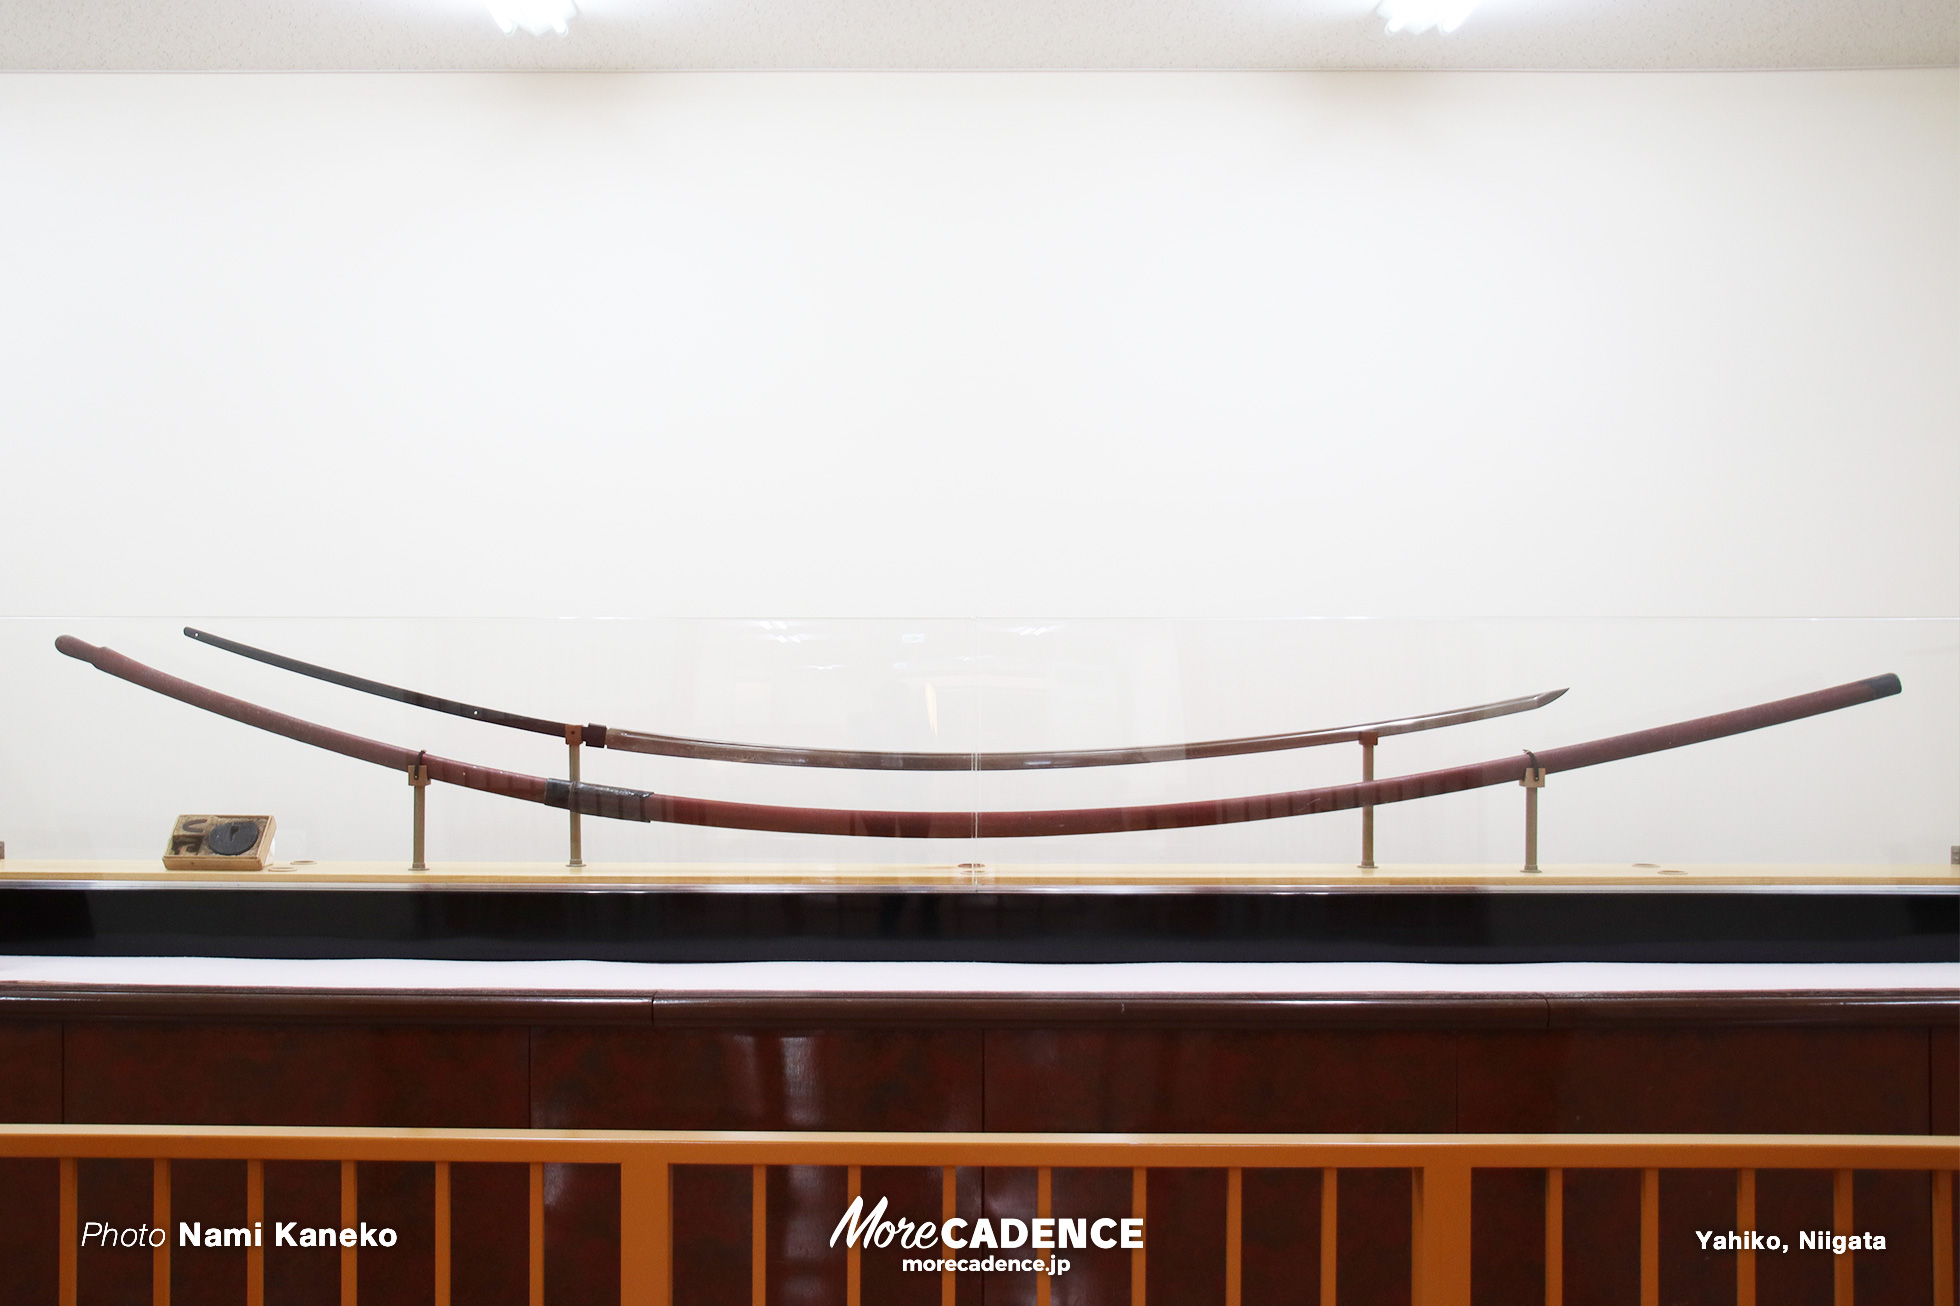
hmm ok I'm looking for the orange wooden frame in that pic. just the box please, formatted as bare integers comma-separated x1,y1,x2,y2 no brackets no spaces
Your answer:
18,1127,1955,1306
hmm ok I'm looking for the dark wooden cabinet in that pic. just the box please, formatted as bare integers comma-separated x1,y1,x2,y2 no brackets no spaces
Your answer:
1,987,1952,1306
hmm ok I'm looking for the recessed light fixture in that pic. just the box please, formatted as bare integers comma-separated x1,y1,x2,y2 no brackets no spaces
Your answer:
485,0,578,36
1376,0,1481,34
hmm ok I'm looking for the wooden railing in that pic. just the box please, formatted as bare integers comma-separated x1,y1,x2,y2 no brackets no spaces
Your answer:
7,1125,1954,1306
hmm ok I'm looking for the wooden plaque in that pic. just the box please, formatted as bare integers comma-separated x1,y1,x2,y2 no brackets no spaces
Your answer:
161,814,276,871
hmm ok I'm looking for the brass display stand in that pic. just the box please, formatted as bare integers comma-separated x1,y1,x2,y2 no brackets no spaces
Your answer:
408,757,430,873
565,725,584,870
1521,759,1547,874
1358,732,1378,871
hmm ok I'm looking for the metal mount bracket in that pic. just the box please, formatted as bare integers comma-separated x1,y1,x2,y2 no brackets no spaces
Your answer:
1358,732,1379,872
1520,750,1547,874
565,725,585,870
408,755,431,873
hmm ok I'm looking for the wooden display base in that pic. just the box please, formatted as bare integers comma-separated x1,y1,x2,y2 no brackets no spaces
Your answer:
0,861,1951,964
4,859,1956,889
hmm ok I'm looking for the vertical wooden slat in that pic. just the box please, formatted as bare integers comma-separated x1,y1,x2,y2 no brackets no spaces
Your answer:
1320,1168,1337,1306
246,1159,264,1306
529,1162,546,1306
1412,1165,1424,1306
1833,1168,1854,1306
434,1162,451,1306
941,1165,956,1306
1038,1166,1054,1306
1225,1167,1242,1306
751,1164,767,1306
1545,1168,1562,1306
847,1165,862,1306
1735,1169,1755,1306
1414,1165,1472,1306
341,1159,358,1306
1131,1167,1147,1306
1640,1168,1659,1306
60,1157,78,1306
619,1156,671,1306
1933,1170,1954,1306
152,1158,171,1306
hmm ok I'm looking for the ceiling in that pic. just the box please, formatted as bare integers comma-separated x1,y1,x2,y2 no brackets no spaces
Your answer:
2,0,1954,71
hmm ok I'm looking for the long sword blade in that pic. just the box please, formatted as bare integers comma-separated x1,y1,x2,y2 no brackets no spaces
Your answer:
183,627,1565,770
184,627,568,738
62,637,1897,840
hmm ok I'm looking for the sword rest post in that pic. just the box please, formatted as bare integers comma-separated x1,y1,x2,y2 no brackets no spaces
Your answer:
1358,733,1378,872
565,725,585,870
1520,760,1547,874
408,758,431,873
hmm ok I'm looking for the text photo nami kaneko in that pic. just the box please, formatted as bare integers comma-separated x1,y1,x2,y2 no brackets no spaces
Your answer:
79,1221,399,1249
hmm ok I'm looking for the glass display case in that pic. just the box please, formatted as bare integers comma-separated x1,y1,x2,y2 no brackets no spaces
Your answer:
3,616,1953,961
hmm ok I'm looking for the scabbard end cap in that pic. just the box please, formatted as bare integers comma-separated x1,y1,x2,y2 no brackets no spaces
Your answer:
55,635,102,664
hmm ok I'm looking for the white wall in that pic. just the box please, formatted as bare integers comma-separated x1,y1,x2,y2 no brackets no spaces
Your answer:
4,70,1954,621
1,70,1954,863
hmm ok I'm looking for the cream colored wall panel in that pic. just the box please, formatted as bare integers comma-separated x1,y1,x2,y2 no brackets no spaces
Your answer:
1,71,1953,621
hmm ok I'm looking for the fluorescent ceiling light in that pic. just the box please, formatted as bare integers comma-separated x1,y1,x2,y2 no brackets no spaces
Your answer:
1376,0,1481,34
485,0,578,36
